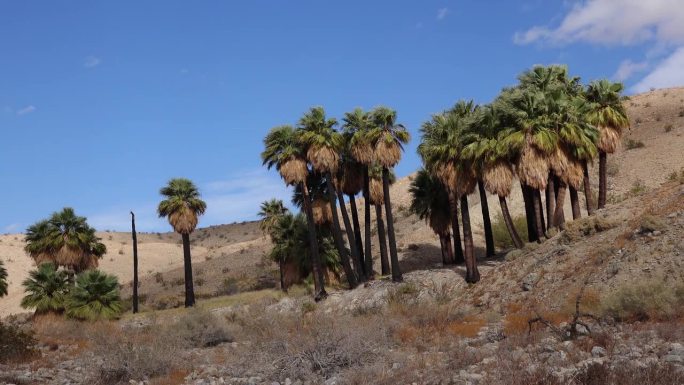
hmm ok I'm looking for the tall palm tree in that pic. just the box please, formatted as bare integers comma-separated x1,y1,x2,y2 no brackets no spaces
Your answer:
24,208,106,273
298,107,357,289
262,125,327,300
0,260,8,297
463,104,524,249
337,153,365,280
409,169,454,264
65,269,122,321
342,108,374,279
584,80,630,209
369,163,395,275
157,178,206,308
21,262,70,314
368,106,410,282
258,199,289,290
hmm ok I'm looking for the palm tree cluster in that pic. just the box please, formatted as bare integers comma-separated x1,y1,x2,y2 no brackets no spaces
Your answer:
412,65,628,283
21,208,123,320
262,106,409,300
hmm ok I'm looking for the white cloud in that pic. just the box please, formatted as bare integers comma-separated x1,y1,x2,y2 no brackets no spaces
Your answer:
613,59,649,81
84,56,101,68
16,105,36,116
87,169,291,232
631,47,684,92
514,0,684,46
437,8,449,20
3,223,21,233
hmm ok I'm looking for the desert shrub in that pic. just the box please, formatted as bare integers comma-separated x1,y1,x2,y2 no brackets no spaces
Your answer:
606,159,619,177
153,296,182,310
386,282,419,306
154,272,164,284
171,309,233,348
639,214,666,233
492,213,528,249
601,281,684,321
560,215,617,244
220,277,239,295
624,138,645,150
90,327,183,384
627,179,647,197
0,322,36,364
667,168,684,184
664,124,674,132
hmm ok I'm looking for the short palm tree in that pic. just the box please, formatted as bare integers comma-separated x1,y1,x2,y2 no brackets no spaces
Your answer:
584,80,629,209
0,260,8,297
157,178,206,307
342,108,374,280
258,199,289,237
368,106,410,282
24,208,106,273
21,263,70,314
262,125,327,300
65,269,122,321
298,107,357,289
409,169,454,264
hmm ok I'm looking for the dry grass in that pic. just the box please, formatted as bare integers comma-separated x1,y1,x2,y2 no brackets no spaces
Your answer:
601,280,684,322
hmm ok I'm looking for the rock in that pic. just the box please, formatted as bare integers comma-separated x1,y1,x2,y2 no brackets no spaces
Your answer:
591,346,607,357
575,324,590,335
664,354,684,364
521,273,538,291
652,230,662,236
324,377,338,385
392,362,402,370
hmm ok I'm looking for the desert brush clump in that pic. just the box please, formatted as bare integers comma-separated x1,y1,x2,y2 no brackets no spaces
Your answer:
0,322,36,364
560,215,617,244
601,280,684,322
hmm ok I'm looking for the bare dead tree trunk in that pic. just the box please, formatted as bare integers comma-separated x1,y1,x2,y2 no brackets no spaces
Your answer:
130,212,139,314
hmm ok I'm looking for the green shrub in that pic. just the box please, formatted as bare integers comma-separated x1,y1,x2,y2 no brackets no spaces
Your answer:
21,263,70,314
624,138,645,150
0,322,36,364
601,281,684,321
627,179,647,197
65,270,122,321
491,213,528,249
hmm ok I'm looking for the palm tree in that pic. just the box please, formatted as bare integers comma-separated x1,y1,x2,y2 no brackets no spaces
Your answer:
65,269,122,321
584,80,629,209
258,199,289,290
298,107,357,289
409,169,454,264
24,208,106,273
20,263,70,314
368,106,410,282
0,260,8,297
157,178,206,308
262,125,327,300
463,104,524,249
337,153,365,279
369,163,394,275
342,108,374,280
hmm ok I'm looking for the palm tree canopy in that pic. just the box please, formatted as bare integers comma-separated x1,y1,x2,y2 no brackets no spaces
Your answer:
24,208,106,272
65,269,122,321
258,199,289,237
584,79,630,153
0,260,8,297
369,106,410,168
368,163,396,204
298,106,343,174
158,178,207,235
261,125,309,185
409,169,451,234
20,262,70,313
342,108,374,164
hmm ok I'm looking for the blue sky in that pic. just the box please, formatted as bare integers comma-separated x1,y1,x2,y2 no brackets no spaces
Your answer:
1,1,682,232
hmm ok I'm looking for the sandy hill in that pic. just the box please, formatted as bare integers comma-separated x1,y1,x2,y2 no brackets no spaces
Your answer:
1,87,683,317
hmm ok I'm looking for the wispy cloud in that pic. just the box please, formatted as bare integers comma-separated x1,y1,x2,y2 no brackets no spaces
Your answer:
84,56,101,68
632,47,684,92
16,105,36,116
3,223,21,233
437,7,449,20
613,59,649,81
87,169,291,232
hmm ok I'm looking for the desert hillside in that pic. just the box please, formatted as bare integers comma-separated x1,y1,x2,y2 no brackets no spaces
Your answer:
1,87,684,317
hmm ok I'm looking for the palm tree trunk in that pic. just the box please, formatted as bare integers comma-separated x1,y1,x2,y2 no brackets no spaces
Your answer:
536,189,546,232
382,167,402,282
326,175,358,289
363,167,374,279
130,212,139,314
554,175,565,224
521,183,537,242
531,188,545,242
449,191,464,264
438,234,447,264
348,194,365,280
460,195,480,283
499,196,523,249
582,161,595,216
279,259,286,292
553,181,568,229
546,173,556,229
181,233,195,307
598,151,607,209
375,204,390,275
301,180,327,301
477,180,495,258
569,186,581,220
443,231,454,264
337,190,363,282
